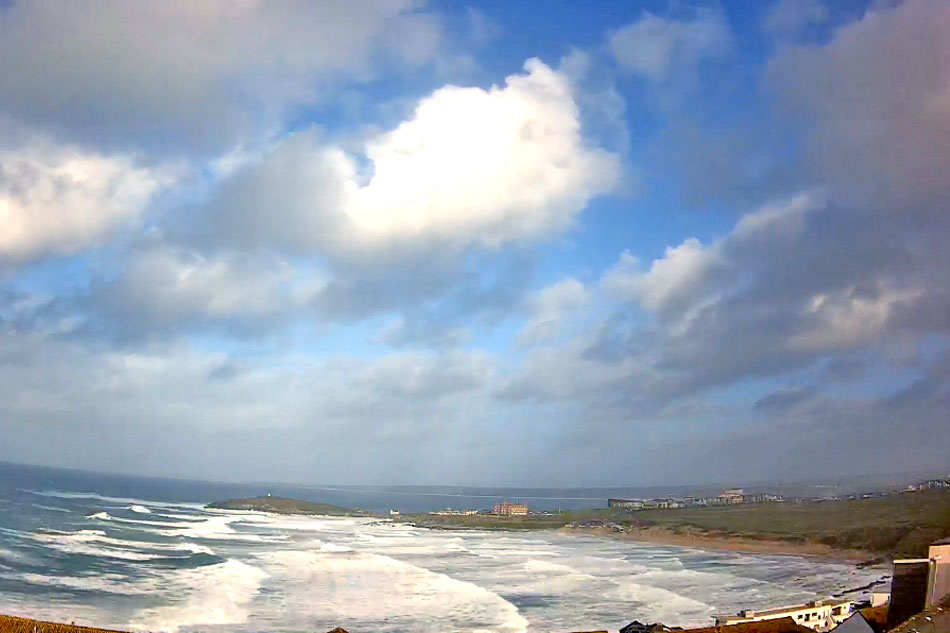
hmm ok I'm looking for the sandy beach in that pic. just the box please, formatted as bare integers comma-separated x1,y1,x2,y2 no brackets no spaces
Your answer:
566,526,878,564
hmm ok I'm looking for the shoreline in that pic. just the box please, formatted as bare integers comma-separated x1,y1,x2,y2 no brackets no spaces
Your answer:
565,525,881,564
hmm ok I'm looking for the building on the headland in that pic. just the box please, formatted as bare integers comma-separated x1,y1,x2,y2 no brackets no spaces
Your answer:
718,488,745,504
492,501,528,516
389,509,399,516
608,498,645,510
714,599,853,632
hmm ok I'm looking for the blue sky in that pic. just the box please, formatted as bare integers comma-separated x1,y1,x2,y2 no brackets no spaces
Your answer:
0,0,947,486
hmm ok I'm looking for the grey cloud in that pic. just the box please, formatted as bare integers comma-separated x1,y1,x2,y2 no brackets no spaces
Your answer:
767,0,950,213
82,243,320,343
372,252,535,348
609,9,732,81
753,385,819,411
508,183,948,422
0,0,442,154
763,0,830,38
0,333,513,483
823,357,867,383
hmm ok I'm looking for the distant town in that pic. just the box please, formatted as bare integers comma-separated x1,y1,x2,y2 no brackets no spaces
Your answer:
608,478,950,512
406,478,950,518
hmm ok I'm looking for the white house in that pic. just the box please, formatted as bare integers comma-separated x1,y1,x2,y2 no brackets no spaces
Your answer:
715,599,854,632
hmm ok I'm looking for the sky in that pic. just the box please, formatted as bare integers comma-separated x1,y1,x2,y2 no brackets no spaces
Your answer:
0,0,948,488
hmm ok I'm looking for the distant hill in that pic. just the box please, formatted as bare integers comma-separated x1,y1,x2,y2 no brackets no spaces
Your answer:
207,495,360,516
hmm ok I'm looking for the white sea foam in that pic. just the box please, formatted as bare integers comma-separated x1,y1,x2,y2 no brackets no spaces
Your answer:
87,512,194,528
13,571,153,595
129,505,151,514
612,580,714,625
163,515,263,541
24,489,202,511
86,510,287,543
29,529,215,560
6,495,891,633
254,549,529,633
32,503,72,513
0,546,39,566
153,512,209,522
241,516,357,531
318,541,352,553
128,559,267,633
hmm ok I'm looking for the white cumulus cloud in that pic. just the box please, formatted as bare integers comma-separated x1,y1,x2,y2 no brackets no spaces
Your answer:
204,59,621,257
0,142,170,264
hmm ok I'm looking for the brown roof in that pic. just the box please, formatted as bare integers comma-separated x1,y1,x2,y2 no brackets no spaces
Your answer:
857,605,888,633
0,616,352,633
0,614,130,633
679,617,814,633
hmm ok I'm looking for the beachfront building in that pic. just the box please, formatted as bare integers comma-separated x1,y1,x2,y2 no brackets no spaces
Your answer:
492,501,528,516
719,488,745,504
714,599,853,632
608,498,644,510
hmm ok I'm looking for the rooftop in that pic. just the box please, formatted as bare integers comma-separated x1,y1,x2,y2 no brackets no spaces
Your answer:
719,600,851,620
683,616,813,633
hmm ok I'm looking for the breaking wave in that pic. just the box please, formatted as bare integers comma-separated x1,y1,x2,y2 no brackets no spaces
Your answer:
256,549,529,633
128,559,267,633
28,530,216,561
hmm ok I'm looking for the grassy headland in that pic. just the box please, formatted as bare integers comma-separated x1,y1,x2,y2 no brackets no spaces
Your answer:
207,495,361,516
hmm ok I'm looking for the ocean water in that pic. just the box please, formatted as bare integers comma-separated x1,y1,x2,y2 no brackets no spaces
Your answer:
0,462,889,633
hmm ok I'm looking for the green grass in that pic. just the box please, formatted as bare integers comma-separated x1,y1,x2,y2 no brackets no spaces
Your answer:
206,496,358,516
629,490,950,557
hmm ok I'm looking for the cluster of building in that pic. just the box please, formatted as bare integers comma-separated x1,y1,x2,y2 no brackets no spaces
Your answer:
712,599,858,632
608,478,950,513
608,488,784,511
905,479,950,492
427,508,480,516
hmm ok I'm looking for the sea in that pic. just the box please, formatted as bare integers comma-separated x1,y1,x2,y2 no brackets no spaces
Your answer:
0,461,890,633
